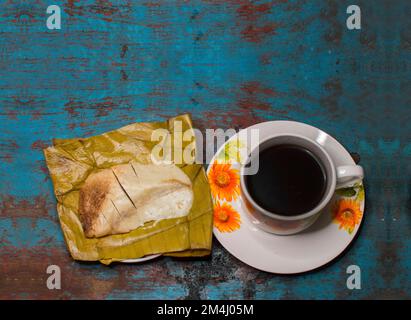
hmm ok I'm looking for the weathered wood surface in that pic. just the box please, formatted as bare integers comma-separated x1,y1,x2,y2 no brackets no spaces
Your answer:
0,0,410,299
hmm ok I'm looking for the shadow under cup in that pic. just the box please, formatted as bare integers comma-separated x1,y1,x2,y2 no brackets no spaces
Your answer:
240,134,337,235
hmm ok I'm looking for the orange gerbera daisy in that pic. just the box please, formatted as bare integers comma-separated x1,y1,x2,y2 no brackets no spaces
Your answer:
208,162,240,201
213,202,241,233
333,199,363,234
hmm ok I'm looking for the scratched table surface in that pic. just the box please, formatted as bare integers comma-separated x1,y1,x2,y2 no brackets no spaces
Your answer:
0,0,410,299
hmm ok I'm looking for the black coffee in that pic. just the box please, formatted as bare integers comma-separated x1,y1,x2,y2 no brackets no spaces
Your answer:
245,144,327,216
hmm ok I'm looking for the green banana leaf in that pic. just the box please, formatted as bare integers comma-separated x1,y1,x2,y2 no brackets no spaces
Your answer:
44,114,213,264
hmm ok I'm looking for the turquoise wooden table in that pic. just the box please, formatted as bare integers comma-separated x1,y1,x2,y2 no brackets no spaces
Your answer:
1,0,410,299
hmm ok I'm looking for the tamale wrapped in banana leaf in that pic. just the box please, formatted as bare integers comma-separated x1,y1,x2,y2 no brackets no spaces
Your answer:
44,114,213,264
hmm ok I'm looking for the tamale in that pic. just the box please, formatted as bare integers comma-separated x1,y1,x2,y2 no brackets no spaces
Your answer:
43,114,213,264
79,162,194,238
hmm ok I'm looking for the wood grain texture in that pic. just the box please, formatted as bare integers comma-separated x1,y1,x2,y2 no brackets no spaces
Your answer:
0,0,410,299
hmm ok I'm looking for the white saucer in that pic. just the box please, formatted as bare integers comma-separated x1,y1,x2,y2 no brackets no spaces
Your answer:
207,121,365,274
121,254,162,263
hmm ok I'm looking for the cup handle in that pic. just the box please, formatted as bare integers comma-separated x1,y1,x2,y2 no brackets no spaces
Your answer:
336,165,364,189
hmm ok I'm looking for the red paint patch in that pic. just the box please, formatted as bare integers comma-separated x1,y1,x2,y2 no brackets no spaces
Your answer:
0,195,52,219
0,247,113,299
111,62,127,67
240,81,278,96
237,97,272,112
31,140,48,151
64,0,83,17
35,161,51,181
66,0,78,8
1,154,13,163
143,1,162,8
93,0,118,17
2,110,18,120
12,10,36,24
65,0,125,21
67,120,99,130
200,107,265,130
211,0,285,43
197,99,269,129
195,81,286,130
241,23,279,43
64,97,115,118
0,246,180,299
237,3,272,21
65,100,80,117
259,52,274,65
0,140,18,163
147,23,168,29
31,110,43,120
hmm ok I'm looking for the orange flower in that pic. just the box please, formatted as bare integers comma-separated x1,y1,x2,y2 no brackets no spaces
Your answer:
333,199,362,234
208,162,240,201
213,202,241,233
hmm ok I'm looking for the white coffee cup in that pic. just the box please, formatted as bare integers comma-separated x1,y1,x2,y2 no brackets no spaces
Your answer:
240,134,364,235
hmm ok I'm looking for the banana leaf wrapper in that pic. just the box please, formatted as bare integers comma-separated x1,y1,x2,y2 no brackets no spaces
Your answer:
44,114,213,265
